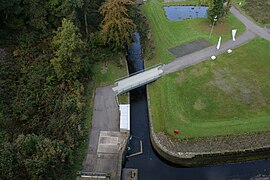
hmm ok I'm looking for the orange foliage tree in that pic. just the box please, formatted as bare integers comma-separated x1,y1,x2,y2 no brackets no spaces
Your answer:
99,0,136,51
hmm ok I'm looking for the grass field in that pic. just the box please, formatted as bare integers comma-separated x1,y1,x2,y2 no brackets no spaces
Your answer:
141,0,245,66
149,38,270,139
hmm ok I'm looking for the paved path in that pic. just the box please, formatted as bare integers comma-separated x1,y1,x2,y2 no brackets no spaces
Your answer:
162,6,270,74
82,85,126,179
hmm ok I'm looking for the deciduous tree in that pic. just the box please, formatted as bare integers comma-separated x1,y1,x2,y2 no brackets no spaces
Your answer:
206,0,228,23
51,18,85,83
99,0,136,51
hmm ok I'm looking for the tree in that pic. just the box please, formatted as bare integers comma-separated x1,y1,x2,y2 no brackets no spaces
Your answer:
0,0,85,31
207,0,227,23
15,134,72,179
99,0,136,51
51,18,85,83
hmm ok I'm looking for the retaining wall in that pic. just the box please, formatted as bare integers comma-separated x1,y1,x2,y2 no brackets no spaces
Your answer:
146,86,270,167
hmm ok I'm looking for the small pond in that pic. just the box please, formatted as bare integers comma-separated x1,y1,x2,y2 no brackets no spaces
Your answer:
164,6,208,21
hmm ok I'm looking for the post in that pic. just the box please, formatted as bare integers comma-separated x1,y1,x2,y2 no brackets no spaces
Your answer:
209,16,218,39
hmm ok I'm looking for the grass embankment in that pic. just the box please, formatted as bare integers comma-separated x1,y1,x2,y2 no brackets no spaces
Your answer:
140,0,245,66
149,38,270,139
232,0,270,27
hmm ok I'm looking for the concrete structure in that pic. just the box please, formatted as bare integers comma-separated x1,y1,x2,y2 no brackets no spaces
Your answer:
81,86,129,180
112,66,163,95
120,104,130,132
122,169,138,180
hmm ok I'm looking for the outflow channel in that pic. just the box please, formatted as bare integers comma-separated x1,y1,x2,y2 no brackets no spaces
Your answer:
124,32,270,180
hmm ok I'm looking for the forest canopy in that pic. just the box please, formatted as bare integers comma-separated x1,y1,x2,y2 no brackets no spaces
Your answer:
0,0,143,179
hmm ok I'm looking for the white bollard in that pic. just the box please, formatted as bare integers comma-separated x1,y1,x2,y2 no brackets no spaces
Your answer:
211,56,216,60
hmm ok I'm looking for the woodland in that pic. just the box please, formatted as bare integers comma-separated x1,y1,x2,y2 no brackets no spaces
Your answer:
0,0,148,179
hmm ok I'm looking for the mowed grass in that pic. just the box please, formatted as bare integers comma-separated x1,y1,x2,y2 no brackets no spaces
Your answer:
141,0,245,67
149,38,270,138
92,58,127,86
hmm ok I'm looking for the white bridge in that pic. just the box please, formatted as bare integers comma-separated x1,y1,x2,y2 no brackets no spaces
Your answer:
112,65,163,95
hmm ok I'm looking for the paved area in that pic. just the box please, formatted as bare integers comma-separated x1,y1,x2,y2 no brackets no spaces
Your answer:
82,85,128,179
168,39,211,58
112,66,163,95
162,6,270,74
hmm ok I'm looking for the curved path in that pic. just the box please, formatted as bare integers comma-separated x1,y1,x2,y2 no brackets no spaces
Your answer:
162,6,270,75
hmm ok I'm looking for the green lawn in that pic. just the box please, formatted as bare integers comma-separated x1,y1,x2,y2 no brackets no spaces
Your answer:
141,0,245,67
149,38,270,138
92,58,128,86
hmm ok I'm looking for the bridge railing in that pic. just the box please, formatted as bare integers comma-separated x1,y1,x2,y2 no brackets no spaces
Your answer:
115,74,161,95
114,63,163,83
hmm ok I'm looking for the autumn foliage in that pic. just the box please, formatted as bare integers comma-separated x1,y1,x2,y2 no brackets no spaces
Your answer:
99,0,136,50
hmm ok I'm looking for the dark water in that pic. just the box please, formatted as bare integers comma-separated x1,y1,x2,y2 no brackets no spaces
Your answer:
164,6,208,21
124,32,270,179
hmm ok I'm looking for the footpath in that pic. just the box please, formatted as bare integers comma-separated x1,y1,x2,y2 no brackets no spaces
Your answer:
162,6,270,74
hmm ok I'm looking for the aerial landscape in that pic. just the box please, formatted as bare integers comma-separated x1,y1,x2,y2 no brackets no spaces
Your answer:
0,0,270,179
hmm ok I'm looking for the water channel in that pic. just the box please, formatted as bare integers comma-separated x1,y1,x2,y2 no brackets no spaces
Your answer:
123,32,270,179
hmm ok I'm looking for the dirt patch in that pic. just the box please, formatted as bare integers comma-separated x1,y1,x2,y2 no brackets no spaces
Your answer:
176,72,185,83
210,68,267,108
168,39,211,58
193,99,205,110
101,64,108,74
198,21,230,34
190,66,209,77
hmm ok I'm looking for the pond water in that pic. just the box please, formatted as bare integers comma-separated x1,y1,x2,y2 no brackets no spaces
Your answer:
164,6,208,21
124,32,270,179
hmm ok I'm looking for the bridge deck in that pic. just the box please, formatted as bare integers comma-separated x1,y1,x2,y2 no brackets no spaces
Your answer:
112,66,163,95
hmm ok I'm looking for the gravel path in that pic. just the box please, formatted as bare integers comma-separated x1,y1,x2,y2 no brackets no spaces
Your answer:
162,6,270,75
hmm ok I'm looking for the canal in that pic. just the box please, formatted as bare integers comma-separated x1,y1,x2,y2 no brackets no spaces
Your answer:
124,33,270,180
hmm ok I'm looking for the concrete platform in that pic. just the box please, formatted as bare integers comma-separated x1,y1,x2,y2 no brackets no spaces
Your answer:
81,86,129,180
168,39,211,58
82,131,128,179
97,131,127,154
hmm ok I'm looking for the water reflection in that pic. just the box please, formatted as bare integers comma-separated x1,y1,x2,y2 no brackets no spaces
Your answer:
164,6,208,21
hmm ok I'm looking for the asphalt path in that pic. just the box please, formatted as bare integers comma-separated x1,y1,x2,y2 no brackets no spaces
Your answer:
82,85,119,173
162,6,270,75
